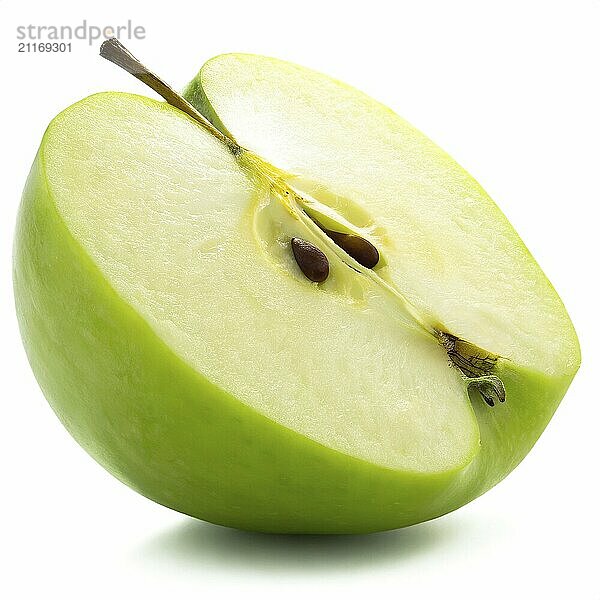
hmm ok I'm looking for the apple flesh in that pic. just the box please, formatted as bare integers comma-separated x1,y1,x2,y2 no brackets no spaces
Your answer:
13,54,579,533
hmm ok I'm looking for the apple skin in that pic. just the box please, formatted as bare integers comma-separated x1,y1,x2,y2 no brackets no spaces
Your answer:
13,124,577,534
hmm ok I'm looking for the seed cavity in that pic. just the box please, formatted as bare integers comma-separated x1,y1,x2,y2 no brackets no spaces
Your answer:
291,238,330,283
311,218,379,268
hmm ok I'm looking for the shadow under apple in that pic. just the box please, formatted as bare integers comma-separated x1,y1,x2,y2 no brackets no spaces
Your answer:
133,514,470,573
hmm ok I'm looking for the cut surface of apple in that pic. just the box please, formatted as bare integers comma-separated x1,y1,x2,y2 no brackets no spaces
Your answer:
34,93,478,473
14,47,580,533
185,54,579,378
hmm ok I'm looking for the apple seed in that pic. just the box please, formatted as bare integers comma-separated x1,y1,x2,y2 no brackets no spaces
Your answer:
306,215,379,269
322,228,379,269
291,238,330,283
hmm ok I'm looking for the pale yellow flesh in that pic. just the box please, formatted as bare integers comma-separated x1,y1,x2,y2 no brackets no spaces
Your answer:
190,54,579,378
43,93,479,474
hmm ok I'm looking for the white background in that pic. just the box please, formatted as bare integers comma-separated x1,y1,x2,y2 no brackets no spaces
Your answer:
1,0,598,598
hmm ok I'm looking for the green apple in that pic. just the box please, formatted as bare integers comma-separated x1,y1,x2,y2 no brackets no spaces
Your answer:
13,40,579,533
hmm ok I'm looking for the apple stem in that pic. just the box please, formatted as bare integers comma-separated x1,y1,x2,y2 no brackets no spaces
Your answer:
99,38,241,155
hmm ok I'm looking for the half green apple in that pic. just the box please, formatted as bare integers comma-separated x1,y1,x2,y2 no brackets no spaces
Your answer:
13,41,580,533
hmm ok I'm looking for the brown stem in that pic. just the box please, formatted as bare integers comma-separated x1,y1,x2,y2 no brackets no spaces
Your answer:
99,37,240,154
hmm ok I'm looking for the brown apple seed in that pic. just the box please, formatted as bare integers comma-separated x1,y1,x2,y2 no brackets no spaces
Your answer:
323,229,379,268
291,238,330,283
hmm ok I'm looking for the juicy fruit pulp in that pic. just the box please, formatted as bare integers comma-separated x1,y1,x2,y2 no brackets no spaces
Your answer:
32,93,479,473
13,48,580,533
186,55,579,379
